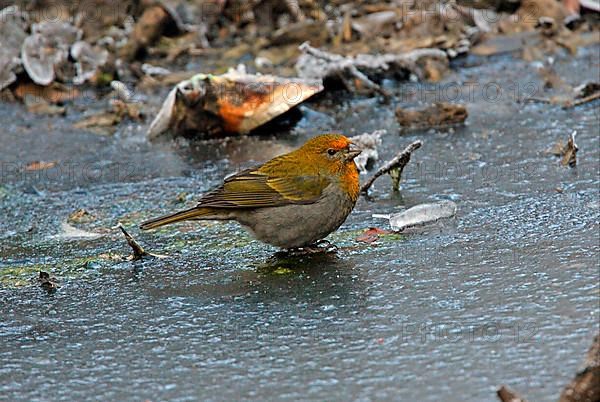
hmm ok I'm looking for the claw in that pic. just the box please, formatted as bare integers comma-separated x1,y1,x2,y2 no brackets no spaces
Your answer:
284,240,338,255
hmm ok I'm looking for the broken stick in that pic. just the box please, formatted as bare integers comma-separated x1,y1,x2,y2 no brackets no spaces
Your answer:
360,140,422,194
116,222,149,260
562,92,600,109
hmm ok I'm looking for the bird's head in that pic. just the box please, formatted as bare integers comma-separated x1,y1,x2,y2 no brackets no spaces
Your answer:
300,134,362,174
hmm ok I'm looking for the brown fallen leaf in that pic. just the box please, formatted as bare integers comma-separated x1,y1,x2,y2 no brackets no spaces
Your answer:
342,11,353,43
112,100,143,121
356,227,391,244
13,82,79,104
148,70,323,139
68,209,95,223
25,161,57,171
74,112,121,134
74,100,143,134
548,131,578,167
515,0,568,30
560,131,578,167
24,95,66,116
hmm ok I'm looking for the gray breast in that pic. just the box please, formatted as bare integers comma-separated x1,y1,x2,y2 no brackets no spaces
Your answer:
234,183,356,248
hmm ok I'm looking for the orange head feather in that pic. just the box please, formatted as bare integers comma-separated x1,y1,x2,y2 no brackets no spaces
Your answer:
297,133,360,201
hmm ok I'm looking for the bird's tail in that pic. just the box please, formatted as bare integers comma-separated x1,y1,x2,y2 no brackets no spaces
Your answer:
140,207,213,230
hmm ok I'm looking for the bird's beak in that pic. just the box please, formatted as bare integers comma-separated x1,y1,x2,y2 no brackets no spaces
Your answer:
347,143,362,160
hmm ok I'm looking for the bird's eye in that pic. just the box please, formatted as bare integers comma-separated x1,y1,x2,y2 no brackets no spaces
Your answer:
327,149,337,156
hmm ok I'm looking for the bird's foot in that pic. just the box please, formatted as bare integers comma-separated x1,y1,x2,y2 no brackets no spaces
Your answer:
285,240,338,255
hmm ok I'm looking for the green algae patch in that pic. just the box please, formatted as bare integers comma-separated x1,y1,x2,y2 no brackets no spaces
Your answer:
272,267,295,275
0,256,107,288
378,232,407,242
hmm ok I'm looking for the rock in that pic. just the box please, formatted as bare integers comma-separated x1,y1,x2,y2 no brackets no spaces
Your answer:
396,102,468,130
119,2,188,61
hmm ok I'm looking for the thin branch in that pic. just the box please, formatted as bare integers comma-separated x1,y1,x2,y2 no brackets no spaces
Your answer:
360,140,422,194
562,91,600,109
116,222,148,260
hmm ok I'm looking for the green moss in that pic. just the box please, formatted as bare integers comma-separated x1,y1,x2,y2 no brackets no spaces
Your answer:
272,267,295,275
0,256,106,288
379,233,406,242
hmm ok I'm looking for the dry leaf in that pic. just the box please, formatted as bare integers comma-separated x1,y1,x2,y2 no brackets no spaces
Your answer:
13,82,79,104
561,131,578,167
356,227,391,244
148,70,323,139
25,160,57,171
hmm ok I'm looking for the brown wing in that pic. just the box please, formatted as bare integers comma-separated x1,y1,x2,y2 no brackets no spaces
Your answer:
196,167,330,209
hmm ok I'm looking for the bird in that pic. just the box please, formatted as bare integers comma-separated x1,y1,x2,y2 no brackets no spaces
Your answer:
140,134,362,249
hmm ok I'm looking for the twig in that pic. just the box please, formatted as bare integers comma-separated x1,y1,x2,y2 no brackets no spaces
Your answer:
298,42,394,100
360,140,422,194
116,222,148,260
522,92,599,108
299,42,344,61
562,91,600,109
347,65,392,99
298,42,447,81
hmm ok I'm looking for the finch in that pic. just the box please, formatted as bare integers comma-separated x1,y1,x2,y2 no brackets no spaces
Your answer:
140,134,362,249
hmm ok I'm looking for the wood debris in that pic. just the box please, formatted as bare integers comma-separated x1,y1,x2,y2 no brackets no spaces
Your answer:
296,43,448,98
559,333,600,402
147,70,323,139
549,131,578,167
38,271,59,293
361,140,422,194
396,102,468,131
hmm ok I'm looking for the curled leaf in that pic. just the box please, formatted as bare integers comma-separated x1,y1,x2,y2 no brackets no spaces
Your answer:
148,71,323,139
21,21,81,85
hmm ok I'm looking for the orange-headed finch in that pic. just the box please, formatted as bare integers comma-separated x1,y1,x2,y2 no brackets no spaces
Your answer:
140,134,362,249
